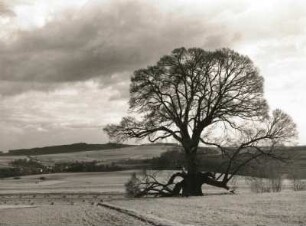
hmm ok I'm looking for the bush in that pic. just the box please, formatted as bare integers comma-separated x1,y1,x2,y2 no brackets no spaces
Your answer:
10,158,47,175
248,177,282,193
125,172,141,197
149,148,223,172
293,179,306,191
11,158,45,169
0,167,22,178
248,177,271,193
270,177,282,192
150,149,185,170
290,169,306,191
246,160,283,193
228,176,238,192
53,161,123,173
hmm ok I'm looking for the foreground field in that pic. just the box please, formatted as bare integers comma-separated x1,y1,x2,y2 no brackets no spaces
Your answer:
0,204,151,226
0,171,305,225
0,191,305,226
112,191,306,226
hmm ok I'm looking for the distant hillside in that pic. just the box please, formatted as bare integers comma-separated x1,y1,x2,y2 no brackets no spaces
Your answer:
2,143,133,156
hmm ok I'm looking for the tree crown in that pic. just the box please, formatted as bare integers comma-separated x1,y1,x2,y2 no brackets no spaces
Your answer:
105,47,270,144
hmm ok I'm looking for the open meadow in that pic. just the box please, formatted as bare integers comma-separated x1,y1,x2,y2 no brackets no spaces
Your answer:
1,0,306,225
1,145,306,225
0,144,171,168
0,170,305,225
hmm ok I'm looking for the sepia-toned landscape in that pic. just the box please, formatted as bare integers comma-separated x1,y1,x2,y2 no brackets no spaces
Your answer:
1,0,306,225
0,144,305,225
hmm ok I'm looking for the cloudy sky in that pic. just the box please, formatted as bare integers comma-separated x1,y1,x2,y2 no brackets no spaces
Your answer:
0,0,305,150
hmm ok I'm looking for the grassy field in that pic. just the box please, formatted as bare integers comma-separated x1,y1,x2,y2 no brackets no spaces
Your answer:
1,144,305,165
1,192,304,225
0,203,152,226
0,171,305,225
36,144,169,165
0,171,133,194
112,191,306,225
0,144,171,168
0,156,23,168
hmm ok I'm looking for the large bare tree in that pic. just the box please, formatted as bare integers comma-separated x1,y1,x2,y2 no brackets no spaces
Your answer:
104,47,297,196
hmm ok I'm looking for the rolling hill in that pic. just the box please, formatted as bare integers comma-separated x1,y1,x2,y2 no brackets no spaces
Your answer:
0,143,305,178
0,143,178,168
1,143,132,156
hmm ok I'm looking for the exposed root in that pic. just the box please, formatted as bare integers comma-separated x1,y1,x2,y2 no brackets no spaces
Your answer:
126,171,231,198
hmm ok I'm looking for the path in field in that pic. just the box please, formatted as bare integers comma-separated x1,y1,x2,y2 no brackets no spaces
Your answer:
0,193,183,226
98,202,185,226
0,204,153,226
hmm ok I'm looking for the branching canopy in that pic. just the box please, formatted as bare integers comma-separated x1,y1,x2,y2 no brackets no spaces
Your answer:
104,47,268,146
104,47,298,196
200,109,297,182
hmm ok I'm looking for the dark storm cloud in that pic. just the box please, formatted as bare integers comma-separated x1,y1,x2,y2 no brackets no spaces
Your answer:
0,0,240,95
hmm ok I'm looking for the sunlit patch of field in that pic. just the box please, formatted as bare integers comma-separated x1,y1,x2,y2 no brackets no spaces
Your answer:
0,171,134,194
0,144,171,168
36,145,169,165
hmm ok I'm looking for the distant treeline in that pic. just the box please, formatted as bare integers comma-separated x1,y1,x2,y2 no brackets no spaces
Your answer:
53,161,123,173
0,159,124,178
120,147,306,178
0,145,305,179
1,143,132,156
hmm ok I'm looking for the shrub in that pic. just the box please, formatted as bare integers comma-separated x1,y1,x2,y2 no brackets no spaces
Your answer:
248,176,282,193
293,179,306,191
246,160,283,193
125,172,141,197
53,161,123,173
39,176,46,181
248,177,271,193
9,158,47,175
150,149,185,170
270,177,282,192
290,169,306,191
228,176,238,192
0,167,22,178
11,158,45,169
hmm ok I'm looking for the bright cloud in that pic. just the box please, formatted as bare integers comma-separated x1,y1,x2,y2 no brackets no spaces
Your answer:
0,0,305,150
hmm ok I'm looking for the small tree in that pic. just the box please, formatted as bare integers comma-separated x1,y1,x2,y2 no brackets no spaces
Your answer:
125,172,142,197
104,47,297,197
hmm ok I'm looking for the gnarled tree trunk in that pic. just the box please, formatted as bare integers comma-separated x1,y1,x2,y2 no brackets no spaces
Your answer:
183,150,203,196
181,142,231,196
126,143,231,198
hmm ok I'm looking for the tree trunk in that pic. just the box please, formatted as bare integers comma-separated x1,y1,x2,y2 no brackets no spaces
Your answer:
182,173,204,196
183,148,204,196
181,146,230,196
131,142,231,198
